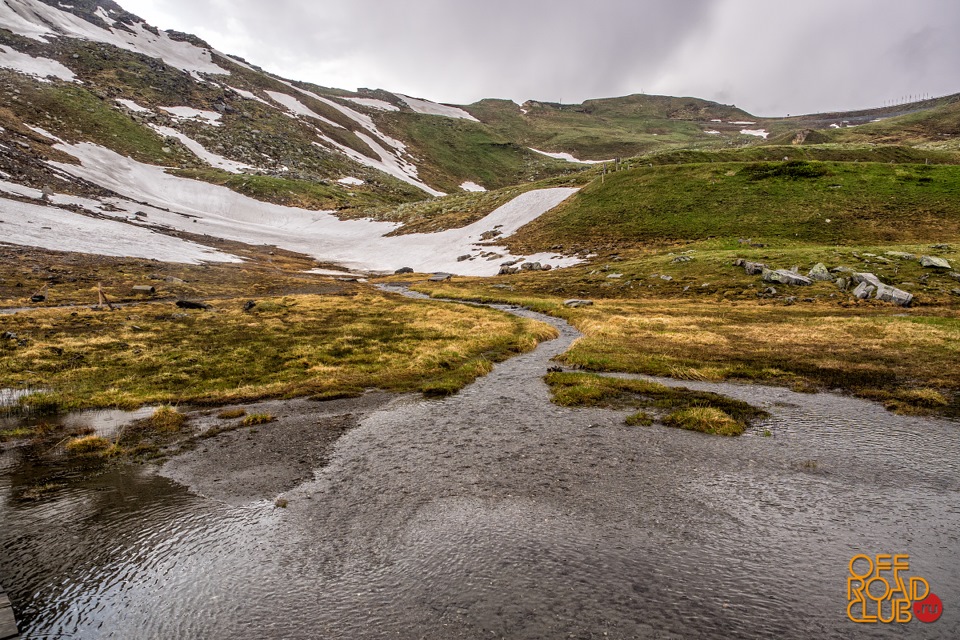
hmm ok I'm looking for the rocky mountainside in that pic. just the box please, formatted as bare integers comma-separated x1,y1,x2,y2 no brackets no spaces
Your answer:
0,0,957,276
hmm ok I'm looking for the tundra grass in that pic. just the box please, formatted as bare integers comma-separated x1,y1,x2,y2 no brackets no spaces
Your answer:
409,251,960,416
545,371,767,434
0,291,557,411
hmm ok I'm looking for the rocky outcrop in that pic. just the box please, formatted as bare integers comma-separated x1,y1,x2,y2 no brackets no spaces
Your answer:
920,256,952,269
564,299,594,308
762,268,812,286
807,263,832,281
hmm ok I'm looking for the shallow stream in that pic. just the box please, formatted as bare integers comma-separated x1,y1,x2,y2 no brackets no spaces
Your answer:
0,289,957,638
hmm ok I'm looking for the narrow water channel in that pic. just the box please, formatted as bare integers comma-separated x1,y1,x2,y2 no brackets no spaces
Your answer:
0,289,957,638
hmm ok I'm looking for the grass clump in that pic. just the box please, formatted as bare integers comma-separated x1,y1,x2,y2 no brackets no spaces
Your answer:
624,411,653,426
217,408,247,420
151,406,186,431
17,392,64,416
64,435,115,455
242,413,275,426
545,371,767,435
663,407,744,436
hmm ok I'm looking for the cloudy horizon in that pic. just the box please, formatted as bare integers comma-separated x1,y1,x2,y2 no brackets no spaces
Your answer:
119,0,960,117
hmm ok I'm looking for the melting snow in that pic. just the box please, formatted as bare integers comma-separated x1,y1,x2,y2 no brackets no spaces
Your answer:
115,98,151,113
263,91,344,129
395,94,479,122
337,177,365,186
0,0,228,75
704,130,721,135
739,129,769,139
150,125,253,173
160,106,223,126
460,181,486,192
729,121,756,125
529,148,612,165
345,97,400,112
0,194,240,263
49,143,578,275
0,45,76,82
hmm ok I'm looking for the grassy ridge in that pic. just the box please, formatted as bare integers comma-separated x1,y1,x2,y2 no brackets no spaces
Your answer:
509,160,960,252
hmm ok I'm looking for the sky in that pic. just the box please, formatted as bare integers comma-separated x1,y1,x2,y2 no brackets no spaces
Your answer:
118,0,960,117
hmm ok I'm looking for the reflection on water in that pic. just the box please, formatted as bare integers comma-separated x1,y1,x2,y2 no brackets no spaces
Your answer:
0,302,957,639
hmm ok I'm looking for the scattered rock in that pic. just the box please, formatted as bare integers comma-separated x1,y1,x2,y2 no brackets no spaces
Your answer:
852,282,875,300
428,273,452,282
920,255,952,269
456,254,471,262
874,284,914,307
762,269,812,286
165,276,186,284
30,294,46,302
672,256,693,263
835,277,849,290
830,266,854,274
852,272,882,287
807,263,832,281
394,267,414,274
763,287,777,295
1,332,17,340
952,289,960,297
521,262,543,271
948,272,960,282
243,300,257,312
660,275,673,282
541,264,553,271
176,300,212,310
564,299,594,308
930,244,953,250
479,230,502,241
500,259,523,267
498,266,519,275
884,251,915,260
606,273,623,279
743,261,766,275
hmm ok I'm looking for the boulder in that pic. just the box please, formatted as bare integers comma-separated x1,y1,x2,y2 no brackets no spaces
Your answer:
541,264,553,271
520,262,542,271
762,268,812,286
835,277,849,290
429,273,452,282
456,254,471,262
394,267,414,274
920,255,952,269
949,272,960,282
498,266,518,275
874,284,913,307
851,282,875,300
885,251,916,260
852,272,882,287
672,256,693,263
176,300,211,310
243,300,257,312
807,263,832,281
743,261,766,275
564,299,594,308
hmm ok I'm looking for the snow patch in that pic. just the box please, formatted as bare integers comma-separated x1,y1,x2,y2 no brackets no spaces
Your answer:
0,195,240,264
160,106,222,126
395,94,479,122
263,91,344,129
704,130,721,135
49,142,578,275
150,125,253,173
0,0,228,75
529,148,612,165
460,181,486,192
729,121,756,125
0,45,76,82
115,98,151,113
739,129,769,139
345,97,400,112
337,177,364,186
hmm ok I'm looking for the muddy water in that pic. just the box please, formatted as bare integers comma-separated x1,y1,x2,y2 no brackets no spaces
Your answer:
0,290,958,639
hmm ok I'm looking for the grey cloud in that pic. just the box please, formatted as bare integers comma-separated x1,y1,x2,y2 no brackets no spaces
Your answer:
121,0,960,115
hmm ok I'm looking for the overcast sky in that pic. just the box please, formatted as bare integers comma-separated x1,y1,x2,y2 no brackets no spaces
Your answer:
119,0,960,116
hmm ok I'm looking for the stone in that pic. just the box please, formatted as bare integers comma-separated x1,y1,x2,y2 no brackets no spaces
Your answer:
835,277,849,290
830,266,854,274
930,244,953,250
763,287,777,295
521,262,542,271
807,263,832,281
429,273,452,282
541,264,553,271
30,294,46,302
732,258,746,267
456,254,471,262
660,275,673,282
884,251,916,260
743,261,766,275
952,289,960,297
874,284,914,307
132,285,156,294
852,272,882,287
501,259,523,267
606,273,623,279
672,256,693,263
165,276,186,284
920,255,952,269
762,268,813,286
394,267,414,274
176,300,211,310
243,300,257,312
851,282,875,300
948,272,960,282
498,266,519,275
564,299,594,308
